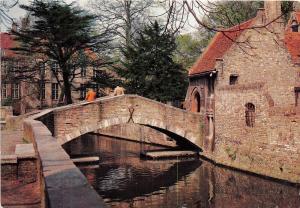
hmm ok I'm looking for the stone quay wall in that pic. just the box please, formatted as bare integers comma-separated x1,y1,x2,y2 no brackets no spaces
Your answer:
23,114,108,208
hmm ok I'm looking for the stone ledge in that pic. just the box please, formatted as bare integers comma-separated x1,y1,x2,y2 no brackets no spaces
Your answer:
15,144,36,159
1,154,17,164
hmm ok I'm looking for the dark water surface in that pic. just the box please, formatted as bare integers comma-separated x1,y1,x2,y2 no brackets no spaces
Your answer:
64,134,300,208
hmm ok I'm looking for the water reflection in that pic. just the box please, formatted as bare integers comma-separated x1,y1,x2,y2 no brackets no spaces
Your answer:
64,134,300,208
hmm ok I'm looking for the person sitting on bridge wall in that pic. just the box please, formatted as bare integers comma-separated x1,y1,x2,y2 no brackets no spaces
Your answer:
113,86,125,96
86,88,97,101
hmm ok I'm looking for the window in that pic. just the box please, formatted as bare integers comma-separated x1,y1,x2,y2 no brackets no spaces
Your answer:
291,20,299,32
93,69,98,78
81,67,86,77
40,82,45,100
245,103,255,127
1,48,5,57
80,84,86,99
295,88,300,106
52,62,59,75
2,83,8,99
51,83,59,100
12,83,20,99
1,62,7,74
229,74,238,85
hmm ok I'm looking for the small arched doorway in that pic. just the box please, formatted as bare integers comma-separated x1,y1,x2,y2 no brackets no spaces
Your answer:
191,91,201,113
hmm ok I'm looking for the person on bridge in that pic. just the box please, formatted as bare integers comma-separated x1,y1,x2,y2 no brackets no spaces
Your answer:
113,86,125,96
86,88,97,102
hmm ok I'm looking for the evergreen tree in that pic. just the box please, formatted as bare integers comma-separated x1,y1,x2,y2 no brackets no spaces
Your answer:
118,21,188,102
12,0,112,104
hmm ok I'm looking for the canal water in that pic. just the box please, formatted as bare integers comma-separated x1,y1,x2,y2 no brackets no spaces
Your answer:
63,134,300,208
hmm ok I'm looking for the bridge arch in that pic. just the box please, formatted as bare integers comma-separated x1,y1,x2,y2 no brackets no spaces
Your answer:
61,116,201,150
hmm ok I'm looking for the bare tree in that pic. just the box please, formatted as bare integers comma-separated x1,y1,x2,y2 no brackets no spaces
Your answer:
88,0,154,49
0,0,19,28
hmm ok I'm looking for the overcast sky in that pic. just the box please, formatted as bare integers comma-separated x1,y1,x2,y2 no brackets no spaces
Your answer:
3,0,199,33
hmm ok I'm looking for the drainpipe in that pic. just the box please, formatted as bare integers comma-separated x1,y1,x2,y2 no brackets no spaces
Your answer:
206,97,214,153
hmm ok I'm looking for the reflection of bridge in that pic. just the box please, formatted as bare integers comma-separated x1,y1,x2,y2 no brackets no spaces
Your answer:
36,95,205,150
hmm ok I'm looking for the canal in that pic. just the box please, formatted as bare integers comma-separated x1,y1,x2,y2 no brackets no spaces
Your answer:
63,134,300,208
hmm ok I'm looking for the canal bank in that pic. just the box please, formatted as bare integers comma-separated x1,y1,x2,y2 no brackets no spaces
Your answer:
64,134,300,208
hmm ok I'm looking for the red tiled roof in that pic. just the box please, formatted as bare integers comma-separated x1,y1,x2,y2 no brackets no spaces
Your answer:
189,19,254,76
0,32,16,57
284,12,300,65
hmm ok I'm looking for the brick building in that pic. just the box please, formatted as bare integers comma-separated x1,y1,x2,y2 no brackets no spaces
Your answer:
185,1,300,180
1,31,111,115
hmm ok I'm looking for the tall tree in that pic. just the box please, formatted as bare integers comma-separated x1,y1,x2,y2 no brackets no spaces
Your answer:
88,0,153,50
12,0,112,104
117,20,188,102
206,1,263,28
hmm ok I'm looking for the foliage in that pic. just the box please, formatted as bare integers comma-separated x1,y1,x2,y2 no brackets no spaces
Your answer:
117,21,188,102
281,1,295,23
206,1,263,28
11,0,112,104
174,32,213,70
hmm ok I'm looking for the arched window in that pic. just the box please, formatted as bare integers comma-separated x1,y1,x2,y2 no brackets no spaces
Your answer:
191,91,201,113
291,20,299,32
245,103,255,127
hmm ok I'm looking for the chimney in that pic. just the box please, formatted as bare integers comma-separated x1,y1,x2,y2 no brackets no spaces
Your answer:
256,8,266,25
21,17,29,30
264,1,281,24
11,22,18,32
264,1,284,33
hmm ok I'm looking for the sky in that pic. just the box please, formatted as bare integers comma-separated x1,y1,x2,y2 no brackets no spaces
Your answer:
2,0,200,33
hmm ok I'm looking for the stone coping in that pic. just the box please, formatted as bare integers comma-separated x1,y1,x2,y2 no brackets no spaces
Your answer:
15,144,36,159
1,154,17,164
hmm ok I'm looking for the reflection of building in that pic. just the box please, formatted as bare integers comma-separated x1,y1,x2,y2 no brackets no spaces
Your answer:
185,2,300,181
1,29,111,115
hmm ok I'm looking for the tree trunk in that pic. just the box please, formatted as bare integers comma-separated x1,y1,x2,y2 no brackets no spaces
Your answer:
62,70,73,104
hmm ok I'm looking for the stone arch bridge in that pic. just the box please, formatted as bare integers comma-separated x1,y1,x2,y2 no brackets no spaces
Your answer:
33,94,205,150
